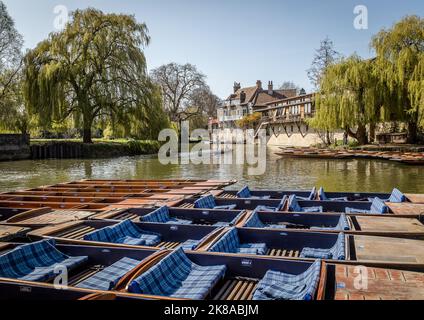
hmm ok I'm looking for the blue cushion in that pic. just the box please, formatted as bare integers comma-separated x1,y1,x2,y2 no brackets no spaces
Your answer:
300,233,345,260
0,239,87,282
288,195,303,212
388,188,406,203
208,228,266,255
370,198,389,214
302,206,323,213
194,195,216,209
84,220,162,246
177,239,201,251
141,206,171,223
297,187,317,201
237,186,252,198
312,214,350,231
253,259,321,300
76,257,141,291
318,187,347,201
244,212,267,228
345,207,370,214
128,248,226,299
214,204,237,210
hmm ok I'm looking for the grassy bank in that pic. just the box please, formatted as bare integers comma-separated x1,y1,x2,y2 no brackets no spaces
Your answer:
30,139,161,159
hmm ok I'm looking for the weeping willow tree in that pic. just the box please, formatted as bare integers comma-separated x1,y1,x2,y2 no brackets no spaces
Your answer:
372,15,424,143
309,55,382,145
23,8,166,143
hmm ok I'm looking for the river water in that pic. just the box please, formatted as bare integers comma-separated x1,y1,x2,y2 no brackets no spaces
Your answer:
0,145,423,193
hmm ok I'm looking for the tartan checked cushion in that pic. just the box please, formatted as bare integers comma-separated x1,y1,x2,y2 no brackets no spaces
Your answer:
345,207,370,214
166,218,193,225
311,214,350,231
302,206,323,213
141,206,171,223
208,228,267,255
297,187,317,201
84,220,162,246
288,195,303,212
300,233,346,260
244,212,267,228
194,195,216,209
252,259,321,300
0,240,88,282
237,186,251,198
76,257,141,291
370,198,389,214
318,187,347,201
388,188,406,203
128,248,226,299
177,239,200,251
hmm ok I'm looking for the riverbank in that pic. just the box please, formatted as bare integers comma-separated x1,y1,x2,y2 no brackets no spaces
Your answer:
30,139,161,160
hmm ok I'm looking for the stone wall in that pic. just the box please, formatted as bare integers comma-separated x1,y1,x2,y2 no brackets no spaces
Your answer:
266,124,345,147
0,134,31,161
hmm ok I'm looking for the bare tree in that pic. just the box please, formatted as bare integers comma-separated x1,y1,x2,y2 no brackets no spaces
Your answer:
151,63,207,126
307,37,340,89
279,81,300,94
189,86,221,118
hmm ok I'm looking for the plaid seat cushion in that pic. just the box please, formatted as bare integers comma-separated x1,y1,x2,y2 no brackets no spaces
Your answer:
128,248,226,299
244,212,267,228
288,195,322,212
194,195,216,209
177,239,201,251
141,206,171,223
370,198,389,214
345,207,370,214
84,220,162,246
311,214,350,231
208,228,266,255
76,257,141,291
318,187,347,201
300,233,346,260
166,218,193,225
302,206,323,213
238,243,267,255
297,187,317,201
0,239,87,282
253,259,321,300
237,186,252,198
388,188,406,203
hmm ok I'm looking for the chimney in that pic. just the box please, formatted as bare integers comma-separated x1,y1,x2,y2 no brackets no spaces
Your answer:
268,81,273,95
256,80,262,90
240,91,246,103
233,82,241,93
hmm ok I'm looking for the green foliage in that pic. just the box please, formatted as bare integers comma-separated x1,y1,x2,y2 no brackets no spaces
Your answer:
372,15,424,142
236,112,262,129
23,8,167,143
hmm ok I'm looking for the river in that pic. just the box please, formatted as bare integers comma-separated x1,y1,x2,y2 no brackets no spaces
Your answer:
0,145,423,193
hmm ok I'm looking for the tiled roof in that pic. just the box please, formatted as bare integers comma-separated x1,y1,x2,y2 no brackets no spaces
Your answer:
226,86,296,107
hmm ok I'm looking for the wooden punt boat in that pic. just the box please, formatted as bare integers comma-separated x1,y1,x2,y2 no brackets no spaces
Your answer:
1,242,424,300
115,249,424,300
1,207,99,227
0,241,159,300
92,207,248,227
197,227,424,269
285,199,424,218
218,189,314,200
0,207,30,222
237,211,424,239
0,225,30,241
0,200,110,211
27,220,224,251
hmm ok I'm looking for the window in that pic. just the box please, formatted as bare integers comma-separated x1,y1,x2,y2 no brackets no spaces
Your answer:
291,125,294,132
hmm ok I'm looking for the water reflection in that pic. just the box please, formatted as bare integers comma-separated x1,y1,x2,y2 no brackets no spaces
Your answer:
0,146,423,193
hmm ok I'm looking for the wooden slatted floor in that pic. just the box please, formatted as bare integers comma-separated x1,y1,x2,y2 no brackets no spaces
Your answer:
54,225,96,240
179,203,195,208
213,278,258,300
266,248,300,258
157,241,181,249
111,212,140,221
219,193,237,199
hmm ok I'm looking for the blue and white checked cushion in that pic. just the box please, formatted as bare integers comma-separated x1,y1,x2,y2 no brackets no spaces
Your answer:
253,259,321,300
177,239,201,251
76,257,141,291
128,248,226,299
194,195,216,209
288,195,322,213
388,188,406,203
244,212,267,228
300,233,346,260
141,206,171,223
312,214,350,231
318,187,347,201
297,187,317,201
0,239,87,282
237,186,252,198
370,198,389,214
208,228,267,255
84,220,162,246
345,207,370,214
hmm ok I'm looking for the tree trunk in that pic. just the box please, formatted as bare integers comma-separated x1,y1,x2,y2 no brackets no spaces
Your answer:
407,120,418,144
82,112,93,144
369,123,376,143
347,125,368,145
